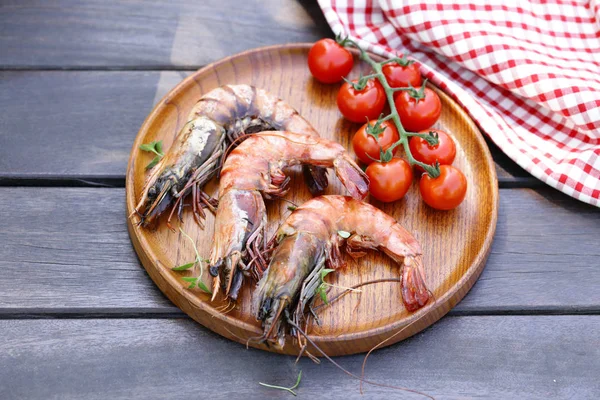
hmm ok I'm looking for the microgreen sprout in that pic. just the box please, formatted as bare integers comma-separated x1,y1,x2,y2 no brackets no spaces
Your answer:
259,370,302,396
314,262,361,305
139,140,164,169
173,227,212,294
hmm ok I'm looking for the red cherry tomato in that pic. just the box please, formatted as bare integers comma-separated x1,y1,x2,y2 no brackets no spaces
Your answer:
419,165,467,210
394,87,441,132
308,39,354,84
337,79,386,123
409,129,456,173
366,158,413,202
352,120,399,165
382,61,422,88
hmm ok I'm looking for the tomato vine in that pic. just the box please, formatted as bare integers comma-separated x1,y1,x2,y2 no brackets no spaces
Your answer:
336,35,442,178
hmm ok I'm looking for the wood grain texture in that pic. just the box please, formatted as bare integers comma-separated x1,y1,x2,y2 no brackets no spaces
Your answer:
0,70,532,184
1,316,598,399
125,44,498,355
0,187,597,314
0,0,331,68
0,71,161,179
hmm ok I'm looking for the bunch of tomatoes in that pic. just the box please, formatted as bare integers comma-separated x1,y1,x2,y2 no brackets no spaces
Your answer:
308,38,467,210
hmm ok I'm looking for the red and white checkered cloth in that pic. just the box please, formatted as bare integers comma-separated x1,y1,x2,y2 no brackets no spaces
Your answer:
318,0,600,207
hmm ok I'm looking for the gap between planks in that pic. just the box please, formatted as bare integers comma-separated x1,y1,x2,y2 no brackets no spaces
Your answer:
0,176,542,189
1,307,599,320
0,66,207,71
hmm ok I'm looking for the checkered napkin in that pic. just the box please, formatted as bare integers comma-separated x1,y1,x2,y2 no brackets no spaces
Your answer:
318,0,600,206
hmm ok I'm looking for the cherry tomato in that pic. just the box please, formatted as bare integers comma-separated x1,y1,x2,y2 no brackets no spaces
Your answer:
419,165,467,210
366,158,413,202
308,39,354,84
409,129,456,173
394,87,441,132
352,120,399,165
337,79,386,123
382,61,422,88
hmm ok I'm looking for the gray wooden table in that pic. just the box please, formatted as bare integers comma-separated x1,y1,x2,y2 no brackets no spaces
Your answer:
1,1,598,399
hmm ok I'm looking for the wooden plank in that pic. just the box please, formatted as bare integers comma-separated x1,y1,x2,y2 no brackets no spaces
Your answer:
0,316,598,399
0,71,163,179
0,71,531,183
0,0,332,68
0,187,598,314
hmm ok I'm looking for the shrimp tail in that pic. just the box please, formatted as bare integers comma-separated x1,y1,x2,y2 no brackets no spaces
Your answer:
400,256,430,312
333,154,369,200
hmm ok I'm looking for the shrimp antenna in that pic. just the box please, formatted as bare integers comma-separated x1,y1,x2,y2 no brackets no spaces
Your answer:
285,315,435,399
221,326,262,350
223,132,254,161
360,299,437,395
312,278,403,312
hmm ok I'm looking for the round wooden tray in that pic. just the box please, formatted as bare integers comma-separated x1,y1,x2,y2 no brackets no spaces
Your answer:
126,44,498,356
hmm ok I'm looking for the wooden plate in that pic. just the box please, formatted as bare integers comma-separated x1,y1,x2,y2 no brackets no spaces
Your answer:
126,44,498,356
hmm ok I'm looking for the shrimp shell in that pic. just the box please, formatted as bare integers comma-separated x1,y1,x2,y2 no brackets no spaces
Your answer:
132,84,328,228
253,195,430,348
209,132,369,301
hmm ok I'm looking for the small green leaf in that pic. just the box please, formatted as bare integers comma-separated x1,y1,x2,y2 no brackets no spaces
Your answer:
182,276,197,289
197,280,213,294
287,205,297,211
337,230,351,239
318,285,328,304
182,277,198,290
172,262,195,271
141,140,165,169
320,268,335,280
139,141,158,152
146,155,162,170
154,140,164,155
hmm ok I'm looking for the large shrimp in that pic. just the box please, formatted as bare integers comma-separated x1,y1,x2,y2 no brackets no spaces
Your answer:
209,132,369,301
132,84,328,228
253,195,430,349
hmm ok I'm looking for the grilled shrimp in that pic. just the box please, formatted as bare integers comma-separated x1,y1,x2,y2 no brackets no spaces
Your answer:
253,195,430,348
132,84,328,228
209,132,369,301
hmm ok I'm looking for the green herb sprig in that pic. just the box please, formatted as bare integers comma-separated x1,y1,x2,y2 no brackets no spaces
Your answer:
173,227,212,294
314,232,363,304
316,268,336,304
259,370,302,396
139,140,164,169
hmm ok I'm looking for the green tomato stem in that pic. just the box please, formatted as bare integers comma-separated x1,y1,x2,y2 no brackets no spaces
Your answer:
343,38,441,178
405,131,440,146
390,86,414,92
